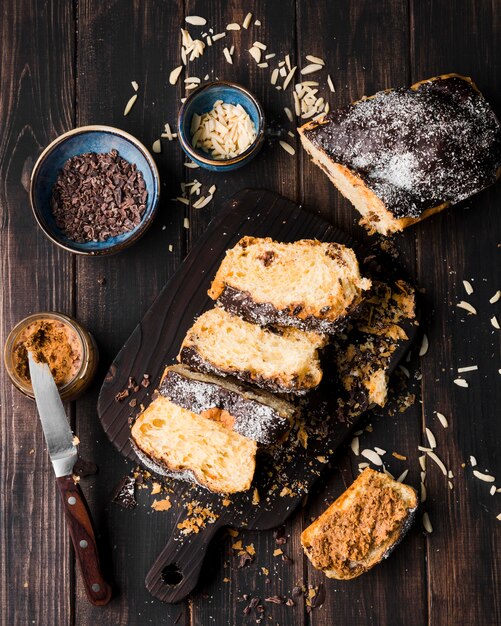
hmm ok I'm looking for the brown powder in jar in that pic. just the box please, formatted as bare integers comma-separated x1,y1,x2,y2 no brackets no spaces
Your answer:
13,319,83,386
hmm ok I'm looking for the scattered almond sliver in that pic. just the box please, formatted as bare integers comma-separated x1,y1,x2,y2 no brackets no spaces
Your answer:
436,412,449,428
473,470,495,483
422,512,433,533
185,16,207,26
360,449,383,466
462,280,474,295
301,63,323,75
123,94,138,116
169,65,183,85
489,290,501,304
457,301,477,315
453,378,469,388
279,140,295,155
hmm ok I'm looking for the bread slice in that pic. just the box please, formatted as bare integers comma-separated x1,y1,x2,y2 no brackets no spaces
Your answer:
208,236,372,334
158,364,295,445
298,74,501,235
301,468,418,579
178,307,328,395
130,395,257,493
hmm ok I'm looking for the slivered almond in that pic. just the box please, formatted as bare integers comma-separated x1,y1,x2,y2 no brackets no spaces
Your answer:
473,470,495,483
425,428,437,449
253,41,266,50
226,23,240,30
169,65,183,85
306,54,325,65
212,33,226,41
470,455,477,467
185,16,207,26
420,483,427,502
279,140,295,155
152,139,161,153
396,469,409,483
427,451,447,476
462,280,474,295
453,378,469,388
489,290,501,304
301,63,323,75
223,47,233,64
491,316,500,329
419,334,429,357
350,437,360,456
271,68,279,85
360,449,383,466
131,81,139,91
457,301,477,315
249,46,261,63
284,107,293,122
436,412,449,428
457,365,478,373
283,67,297,90
242,12,252,29
123,94,138,116
422,512,433,533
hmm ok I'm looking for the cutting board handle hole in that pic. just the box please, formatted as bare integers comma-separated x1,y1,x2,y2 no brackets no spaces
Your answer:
161,563,183,586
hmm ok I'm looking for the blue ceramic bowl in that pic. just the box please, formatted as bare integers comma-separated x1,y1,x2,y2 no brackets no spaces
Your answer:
177,81,265,171
30,125,160,255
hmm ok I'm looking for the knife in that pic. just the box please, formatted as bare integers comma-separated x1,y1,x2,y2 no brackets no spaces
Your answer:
28,352,112,606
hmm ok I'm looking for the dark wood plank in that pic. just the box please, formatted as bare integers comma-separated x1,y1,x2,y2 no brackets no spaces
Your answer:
179,2,305,623
297,2,428,625
411,2,501,625
0,2,76,625
74,1,188,624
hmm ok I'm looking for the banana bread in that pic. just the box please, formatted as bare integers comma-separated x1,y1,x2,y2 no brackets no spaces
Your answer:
298,74,501,235
178,307,328,395
208,236,372,334
130,395,257,493
158,364,295,445
301,468,418,579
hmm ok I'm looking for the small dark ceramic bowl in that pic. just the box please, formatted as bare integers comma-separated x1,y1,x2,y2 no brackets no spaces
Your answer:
177,81,265,171
30,125,160,255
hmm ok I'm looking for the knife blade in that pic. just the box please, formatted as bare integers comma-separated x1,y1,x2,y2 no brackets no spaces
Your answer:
28,352,78,477
28,351,112,606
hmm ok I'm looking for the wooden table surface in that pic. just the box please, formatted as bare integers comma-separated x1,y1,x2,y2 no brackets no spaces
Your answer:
1,1,500,625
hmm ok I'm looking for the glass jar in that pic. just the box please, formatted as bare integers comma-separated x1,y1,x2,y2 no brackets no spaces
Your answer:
3,312,99,402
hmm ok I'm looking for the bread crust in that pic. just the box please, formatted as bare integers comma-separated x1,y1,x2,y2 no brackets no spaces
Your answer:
299,73,501,235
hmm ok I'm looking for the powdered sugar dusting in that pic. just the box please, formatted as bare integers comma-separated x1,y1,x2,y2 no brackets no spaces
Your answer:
306,76,501,219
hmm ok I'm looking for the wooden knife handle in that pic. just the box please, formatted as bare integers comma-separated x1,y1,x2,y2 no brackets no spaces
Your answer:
56,475,112,606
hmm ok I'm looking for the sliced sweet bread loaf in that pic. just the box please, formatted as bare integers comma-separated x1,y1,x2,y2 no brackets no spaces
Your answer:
178,307,328,395
158,364,295,445
301,468,418,580
298,74,501,235
208,236,371,334
130,395,257,493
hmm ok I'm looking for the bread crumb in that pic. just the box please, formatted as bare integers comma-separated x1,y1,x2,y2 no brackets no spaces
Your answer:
151,497,171,511
261,567,269,575
232,540,243,551
151,482,162,495
246,543,256,556
222,498,231,507
227,528,239,537
273,548,283,557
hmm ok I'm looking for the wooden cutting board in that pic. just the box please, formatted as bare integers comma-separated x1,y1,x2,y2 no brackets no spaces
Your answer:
97,189,418,603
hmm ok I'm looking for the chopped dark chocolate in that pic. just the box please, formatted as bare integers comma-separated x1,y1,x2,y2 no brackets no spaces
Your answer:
310,583,326,608
112,475,137,509
51,150,148,243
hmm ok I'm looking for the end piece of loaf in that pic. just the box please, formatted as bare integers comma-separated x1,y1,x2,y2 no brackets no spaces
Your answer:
208,236,371,334
301,468,418,579
130,395,257,493
298,74,501,235
335,279,417,407
178,307,328,395
158,364,295,445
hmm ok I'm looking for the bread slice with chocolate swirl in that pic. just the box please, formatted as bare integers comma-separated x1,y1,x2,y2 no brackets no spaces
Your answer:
208,237,371,334
178,307,328,395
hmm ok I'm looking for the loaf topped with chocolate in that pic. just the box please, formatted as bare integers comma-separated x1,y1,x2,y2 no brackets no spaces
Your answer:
209,236,372,334
299,74,501,235
159,365,295,445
